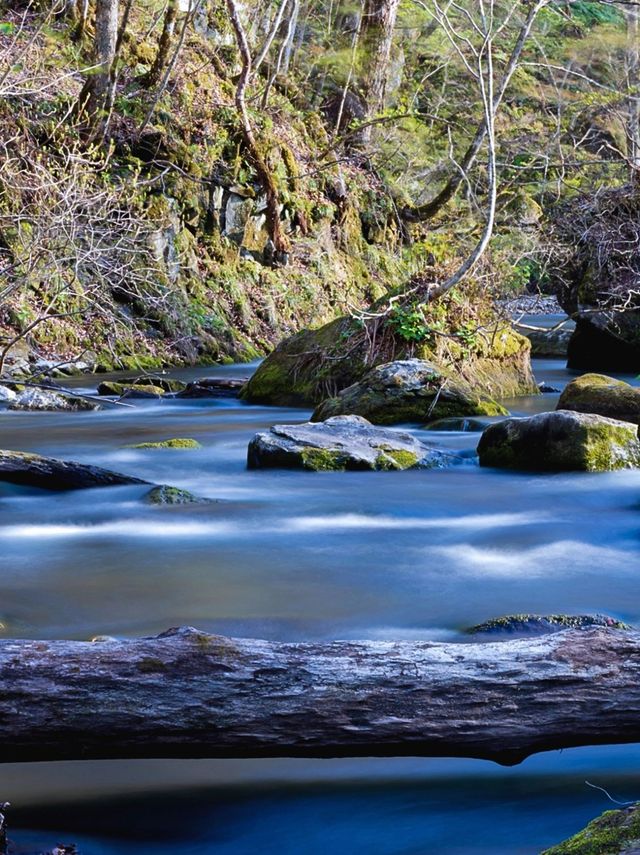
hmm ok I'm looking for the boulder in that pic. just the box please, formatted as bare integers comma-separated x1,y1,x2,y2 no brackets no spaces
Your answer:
97,381,166,398
9,388,99,412
0,386,17,404
177,377,247,398
0,449,147,490
557,373,640,424
542,803,640,855
242,315,538,407
126,438,202,449
247,414,463,471
467,613,630,637
477,410,640,472
312,360,507,425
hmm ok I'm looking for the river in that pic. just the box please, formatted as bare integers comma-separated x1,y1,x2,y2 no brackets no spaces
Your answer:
1,334,639,854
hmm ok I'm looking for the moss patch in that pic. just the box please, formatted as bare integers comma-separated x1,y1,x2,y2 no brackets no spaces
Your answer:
126,438,202,449
299,448,347,471
375,448,419,470
542,805,640,854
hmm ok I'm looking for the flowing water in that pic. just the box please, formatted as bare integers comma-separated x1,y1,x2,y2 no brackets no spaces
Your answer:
1,331,639,853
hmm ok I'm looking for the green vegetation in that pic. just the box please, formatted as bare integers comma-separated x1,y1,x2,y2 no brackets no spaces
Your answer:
126,438,202,449
542,805,640,855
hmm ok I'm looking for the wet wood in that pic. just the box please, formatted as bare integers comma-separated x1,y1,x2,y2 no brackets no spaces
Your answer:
0,627,639,765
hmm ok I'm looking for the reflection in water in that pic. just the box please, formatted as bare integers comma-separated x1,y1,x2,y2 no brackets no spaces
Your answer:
1,354,639,852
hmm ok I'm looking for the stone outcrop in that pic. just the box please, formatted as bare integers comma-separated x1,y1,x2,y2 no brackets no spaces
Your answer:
242,315,538,408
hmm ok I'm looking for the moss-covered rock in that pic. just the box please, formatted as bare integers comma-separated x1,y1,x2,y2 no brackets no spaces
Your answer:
477,410,640,472
97,381,166,398
542,804,640,854
558,374,640,424
126,438,202,449
312,359,507,425
143,485,213,505
242,315,537,408
467,613,630,636
247,414,461,471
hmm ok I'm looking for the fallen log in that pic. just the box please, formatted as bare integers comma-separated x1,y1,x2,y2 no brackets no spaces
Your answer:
1,626,640,765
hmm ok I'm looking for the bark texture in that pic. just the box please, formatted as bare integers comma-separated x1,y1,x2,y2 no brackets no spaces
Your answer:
77,0,119,124
0,627,639,765
359,0,400,145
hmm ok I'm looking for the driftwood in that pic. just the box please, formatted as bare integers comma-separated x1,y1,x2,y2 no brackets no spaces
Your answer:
0,626,639,765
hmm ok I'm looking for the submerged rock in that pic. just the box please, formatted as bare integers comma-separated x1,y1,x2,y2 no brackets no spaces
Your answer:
125,375,186,393
0,449,147,491
424,417,488,432
9,388,99,411
558,373,640,425
542,803,640,854
97,381,166,398
467,613,630,637
248,414,463,471
312,360,507,425
177,377,248,398
144,485,213,505
126,438,202,449
477,410,640,472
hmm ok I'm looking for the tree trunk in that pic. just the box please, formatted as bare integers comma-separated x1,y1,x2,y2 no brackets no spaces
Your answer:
358,0,400,146
144,0,180,88
1,626,640,765
225,0,290,263
627,7,640,181
77,0,119,127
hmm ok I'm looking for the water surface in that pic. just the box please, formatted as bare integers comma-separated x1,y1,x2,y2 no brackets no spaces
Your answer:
1,348,639,853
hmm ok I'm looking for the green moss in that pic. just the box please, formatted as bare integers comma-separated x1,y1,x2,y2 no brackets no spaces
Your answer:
98,381,166,397
468,613,631,634
542,805,640,854
126,438,202,449
300,447,347,471
375,448,419,470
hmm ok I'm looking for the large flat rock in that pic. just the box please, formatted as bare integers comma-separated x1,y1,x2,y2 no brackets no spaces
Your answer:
247,414,463,471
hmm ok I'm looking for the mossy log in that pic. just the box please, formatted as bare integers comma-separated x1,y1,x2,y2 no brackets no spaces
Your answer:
1,627,640,765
